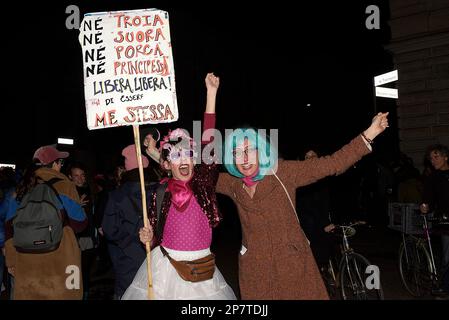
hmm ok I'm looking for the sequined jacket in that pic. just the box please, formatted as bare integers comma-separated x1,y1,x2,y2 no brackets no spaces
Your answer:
149,162,221,245
149,113,221,245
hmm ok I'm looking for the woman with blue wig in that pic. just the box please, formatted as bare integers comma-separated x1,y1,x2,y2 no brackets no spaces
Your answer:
216,112,389,299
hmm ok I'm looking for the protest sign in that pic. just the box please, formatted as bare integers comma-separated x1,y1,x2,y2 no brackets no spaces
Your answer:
79,8,178,130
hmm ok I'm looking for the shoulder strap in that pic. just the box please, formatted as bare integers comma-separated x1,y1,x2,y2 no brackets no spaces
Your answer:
159,245,172,260
43,177,64,208
155,182,168,238
271,169,311,245
46,177,63,186
271,171,299,224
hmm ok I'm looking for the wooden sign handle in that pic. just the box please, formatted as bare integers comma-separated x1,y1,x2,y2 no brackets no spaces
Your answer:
133,125,154,300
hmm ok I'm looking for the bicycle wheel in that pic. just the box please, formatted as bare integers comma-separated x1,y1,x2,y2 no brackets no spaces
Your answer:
398,237,433,297
339,253,384,300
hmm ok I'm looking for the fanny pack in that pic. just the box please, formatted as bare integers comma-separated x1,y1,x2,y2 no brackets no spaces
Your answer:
160,246,215,282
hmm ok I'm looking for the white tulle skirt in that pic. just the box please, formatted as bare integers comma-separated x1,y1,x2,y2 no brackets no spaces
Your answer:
121,246,237,300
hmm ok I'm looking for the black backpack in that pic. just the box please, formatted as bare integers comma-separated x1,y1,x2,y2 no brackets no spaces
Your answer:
13,177,65,253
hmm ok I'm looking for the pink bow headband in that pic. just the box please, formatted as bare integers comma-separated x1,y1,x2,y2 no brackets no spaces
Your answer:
159,128,196,152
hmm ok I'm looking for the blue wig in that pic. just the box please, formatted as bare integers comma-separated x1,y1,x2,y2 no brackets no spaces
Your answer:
223,128,278,181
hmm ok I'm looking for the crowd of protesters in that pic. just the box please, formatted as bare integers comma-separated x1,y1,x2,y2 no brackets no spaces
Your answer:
1,143,447,300
0,75,447,300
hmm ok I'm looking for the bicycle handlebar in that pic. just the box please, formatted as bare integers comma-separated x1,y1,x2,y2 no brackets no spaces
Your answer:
333,220,367,229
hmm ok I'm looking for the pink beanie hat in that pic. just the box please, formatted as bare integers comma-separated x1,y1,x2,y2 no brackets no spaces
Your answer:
122,144,149,171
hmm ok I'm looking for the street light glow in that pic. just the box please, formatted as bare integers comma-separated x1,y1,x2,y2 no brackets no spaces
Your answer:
58,138,74,145
0,163,16,169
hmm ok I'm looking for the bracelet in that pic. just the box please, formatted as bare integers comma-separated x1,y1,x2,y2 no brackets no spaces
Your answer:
361,132,374,145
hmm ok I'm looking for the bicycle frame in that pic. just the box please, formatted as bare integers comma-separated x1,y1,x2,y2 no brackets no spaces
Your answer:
340,226,366,297
401,215,439,283
422,215,438,283
332,222,384,299
399,214,442,297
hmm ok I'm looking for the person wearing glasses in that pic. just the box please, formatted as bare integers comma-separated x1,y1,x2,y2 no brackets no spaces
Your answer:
122,73,236,300
216,112,389,299
4,145,87,299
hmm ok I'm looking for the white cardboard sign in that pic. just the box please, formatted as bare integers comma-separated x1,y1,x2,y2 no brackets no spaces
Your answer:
79,8,178,130
374,70,398,87
375,87,398,99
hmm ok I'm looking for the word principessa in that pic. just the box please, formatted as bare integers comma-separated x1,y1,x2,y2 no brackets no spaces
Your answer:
93,77,169,95
114,57,169,76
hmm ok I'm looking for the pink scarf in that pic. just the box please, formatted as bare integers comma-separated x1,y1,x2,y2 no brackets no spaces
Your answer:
162,177,193,211
242,170,260,187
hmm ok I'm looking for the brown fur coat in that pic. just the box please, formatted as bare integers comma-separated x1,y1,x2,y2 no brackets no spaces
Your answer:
217,135,371,299
5,168,85,300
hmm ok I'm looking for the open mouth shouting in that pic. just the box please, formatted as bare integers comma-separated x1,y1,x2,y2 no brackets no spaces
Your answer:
170,162,193,181
178,164,191,177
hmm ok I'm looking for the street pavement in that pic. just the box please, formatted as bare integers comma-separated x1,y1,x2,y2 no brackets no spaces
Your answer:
2,205,447,301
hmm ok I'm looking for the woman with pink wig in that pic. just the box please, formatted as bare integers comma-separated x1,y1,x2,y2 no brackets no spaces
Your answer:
122,73,236,300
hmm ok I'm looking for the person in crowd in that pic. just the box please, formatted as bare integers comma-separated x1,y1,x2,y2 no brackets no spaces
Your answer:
215,112,389,299
91,173,114,277
0,167,17,298
102,145,151,300
122,73,236,300
4,145,87,299
68,162,97,300
420,144,449,296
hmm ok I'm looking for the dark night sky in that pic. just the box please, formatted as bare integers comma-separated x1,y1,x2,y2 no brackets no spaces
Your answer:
2,0,396,171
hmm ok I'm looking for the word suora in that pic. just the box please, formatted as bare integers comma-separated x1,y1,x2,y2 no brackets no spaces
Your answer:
113,13,167,61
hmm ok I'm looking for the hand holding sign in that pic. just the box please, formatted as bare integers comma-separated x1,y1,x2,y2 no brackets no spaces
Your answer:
363,112,389,142
78,8,178,300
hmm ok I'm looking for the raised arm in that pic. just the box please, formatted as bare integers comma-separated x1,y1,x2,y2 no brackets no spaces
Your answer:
144,73,220,162
197,73,220,185
205,72,219,114
202,72,219,145
281,112,389,187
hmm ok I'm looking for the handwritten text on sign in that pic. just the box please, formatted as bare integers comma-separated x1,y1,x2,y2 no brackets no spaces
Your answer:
79,9,178,130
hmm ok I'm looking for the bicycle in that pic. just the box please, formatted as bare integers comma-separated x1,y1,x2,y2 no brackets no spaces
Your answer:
398,214,449,297
323,221,384,300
